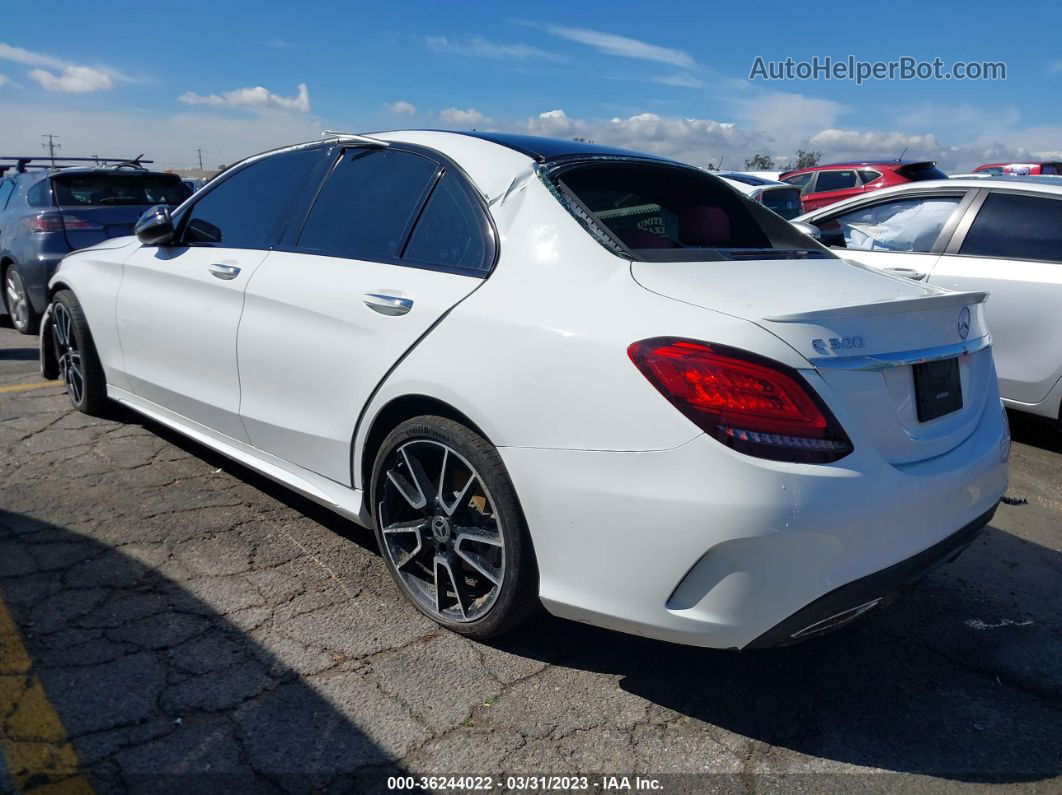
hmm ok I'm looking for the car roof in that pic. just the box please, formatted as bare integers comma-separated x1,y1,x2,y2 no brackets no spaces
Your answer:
780,160,935,177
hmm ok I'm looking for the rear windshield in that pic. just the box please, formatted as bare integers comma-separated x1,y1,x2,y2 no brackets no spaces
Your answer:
51,173,192,207
550,160,831,261
896,163,949,182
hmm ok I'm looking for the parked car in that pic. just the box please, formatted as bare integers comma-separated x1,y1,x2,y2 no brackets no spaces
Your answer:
715,171,804,219
795,175,1062,428
779,160,950,213
0,161,191,334
973,162,1062,176
40,131,1007,649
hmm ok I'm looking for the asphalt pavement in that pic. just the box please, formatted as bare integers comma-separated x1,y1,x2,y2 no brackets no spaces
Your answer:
0,322,1059,793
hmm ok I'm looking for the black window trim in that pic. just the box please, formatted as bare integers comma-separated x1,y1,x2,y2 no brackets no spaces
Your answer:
273,141,498,278
945,187,1062,264
813,188,977,256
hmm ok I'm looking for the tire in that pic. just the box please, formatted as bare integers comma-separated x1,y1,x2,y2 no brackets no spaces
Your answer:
51,289,108,416
370,415,540,639
3,264,40,335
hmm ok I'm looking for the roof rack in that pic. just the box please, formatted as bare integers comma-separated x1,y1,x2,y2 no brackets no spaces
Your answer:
0,155,155,173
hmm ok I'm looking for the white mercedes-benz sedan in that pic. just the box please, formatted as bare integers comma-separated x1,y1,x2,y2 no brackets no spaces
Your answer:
795,175,1062,429
40,131,1009,649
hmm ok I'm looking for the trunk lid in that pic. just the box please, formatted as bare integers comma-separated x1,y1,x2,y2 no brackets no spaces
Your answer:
631,257,994,465
57,205,151,250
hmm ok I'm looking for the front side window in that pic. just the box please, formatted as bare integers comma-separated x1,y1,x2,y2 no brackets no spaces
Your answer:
296,148,438,261
183,147,325,249
960,192,1062,262
552,161,831,261
782,172,814,194
818,196,961,251
814,170,858,193
404,171,492,272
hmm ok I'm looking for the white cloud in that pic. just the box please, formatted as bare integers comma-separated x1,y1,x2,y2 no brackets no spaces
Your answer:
439,107,491,126
0,42,130,93
0,73,9,87
0,43,66,69
653,73,704,89
425,35,560,61
30,65,116,93
386,100,417,115
266,38,294,49
1049,59,1062,75
179,83,311,113
809,129,941,158
541,25,694,68
519,109,768,169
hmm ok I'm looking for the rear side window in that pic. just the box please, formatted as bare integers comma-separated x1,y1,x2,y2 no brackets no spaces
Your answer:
296,149,438,261
52,173,190,207
814,170,858,192
759,187,803,220
404,171,492,272
28,180,52,207
183,147,324,249
960,193,1062,263
1042,164,1060,175
552,161,831,261
820,196,962,252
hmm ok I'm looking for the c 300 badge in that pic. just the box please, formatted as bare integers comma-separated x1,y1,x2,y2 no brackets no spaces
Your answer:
812,336,865,354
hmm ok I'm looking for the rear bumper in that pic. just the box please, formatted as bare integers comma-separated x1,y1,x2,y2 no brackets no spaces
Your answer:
500,390,1008,649
746,502,996,648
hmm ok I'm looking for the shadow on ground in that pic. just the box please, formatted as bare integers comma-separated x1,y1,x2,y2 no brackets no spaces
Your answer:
0,508,407,793
1007,408,1062,454
0,348,40,362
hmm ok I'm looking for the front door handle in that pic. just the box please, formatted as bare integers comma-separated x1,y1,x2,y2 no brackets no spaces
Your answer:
208,263,241,280
363,293,413,316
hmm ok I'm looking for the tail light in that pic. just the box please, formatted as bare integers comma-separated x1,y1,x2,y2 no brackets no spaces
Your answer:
22,212,104,233
628,338,853,463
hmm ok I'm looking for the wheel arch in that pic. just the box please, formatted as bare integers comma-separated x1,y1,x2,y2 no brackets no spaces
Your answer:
357,393,494,504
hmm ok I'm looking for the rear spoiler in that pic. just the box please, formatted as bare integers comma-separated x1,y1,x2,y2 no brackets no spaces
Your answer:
764,290,988,323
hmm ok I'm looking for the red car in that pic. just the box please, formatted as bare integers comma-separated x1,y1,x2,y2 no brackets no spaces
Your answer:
779,160,949,212
973,162,1062,176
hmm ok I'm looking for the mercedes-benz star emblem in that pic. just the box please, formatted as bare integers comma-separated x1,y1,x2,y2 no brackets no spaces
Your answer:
958,307,971,340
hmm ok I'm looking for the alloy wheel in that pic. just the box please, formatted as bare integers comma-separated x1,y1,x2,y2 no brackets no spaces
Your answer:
377,439,505,622
52,303,84,406
4,271,28,331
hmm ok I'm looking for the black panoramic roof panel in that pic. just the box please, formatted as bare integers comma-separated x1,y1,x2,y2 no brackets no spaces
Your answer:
454,131,675,163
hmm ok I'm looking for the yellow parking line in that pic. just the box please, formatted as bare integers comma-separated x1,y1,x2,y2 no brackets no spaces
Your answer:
0,381,62,395
0,597,94,794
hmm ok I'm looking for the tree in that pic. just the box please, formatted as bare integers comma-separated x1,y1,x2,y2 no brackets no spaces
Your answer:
794,149,823,169
744,153,775,170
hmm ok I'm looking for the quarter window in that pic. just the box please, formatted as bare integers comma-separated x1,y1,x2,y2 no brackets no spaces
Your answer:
959,192,1062,263
0,180,13,210
296,148,438,261
858,169,882,185
183,147,324,249
819,196,962,251
404,171,492,272
814,170,858,193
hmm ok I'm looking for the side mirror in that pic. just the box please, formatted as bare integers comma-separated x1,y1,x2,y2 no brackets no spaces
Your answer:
135,205,176,246
791,220,822,241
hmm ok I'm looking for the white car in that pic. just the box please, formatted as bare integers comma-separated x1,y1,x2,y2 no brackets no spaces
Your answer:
714,172,804,220
40,131,1008,649
795,175,1062,428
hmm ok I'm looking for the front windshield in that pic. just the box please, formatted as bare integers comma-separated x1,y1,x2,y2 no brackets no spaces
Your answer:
551,160,831,262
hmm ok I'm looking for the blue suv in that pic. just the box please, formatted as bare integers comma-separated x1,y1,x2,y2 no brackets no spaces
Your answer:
0,159,191,334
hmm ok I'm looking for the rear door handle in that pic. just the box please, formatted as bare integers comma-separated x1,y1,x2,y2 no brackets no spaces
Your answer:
363,293,413,316
208,263,241,280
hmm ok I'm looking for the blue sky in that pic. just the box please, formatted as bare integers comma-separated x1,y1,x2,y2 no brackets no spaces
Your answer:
2,0,1060,171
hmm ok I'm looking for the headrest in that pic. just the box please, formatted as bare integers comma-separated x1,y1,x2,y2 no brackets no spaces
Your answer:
678,206,730,247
